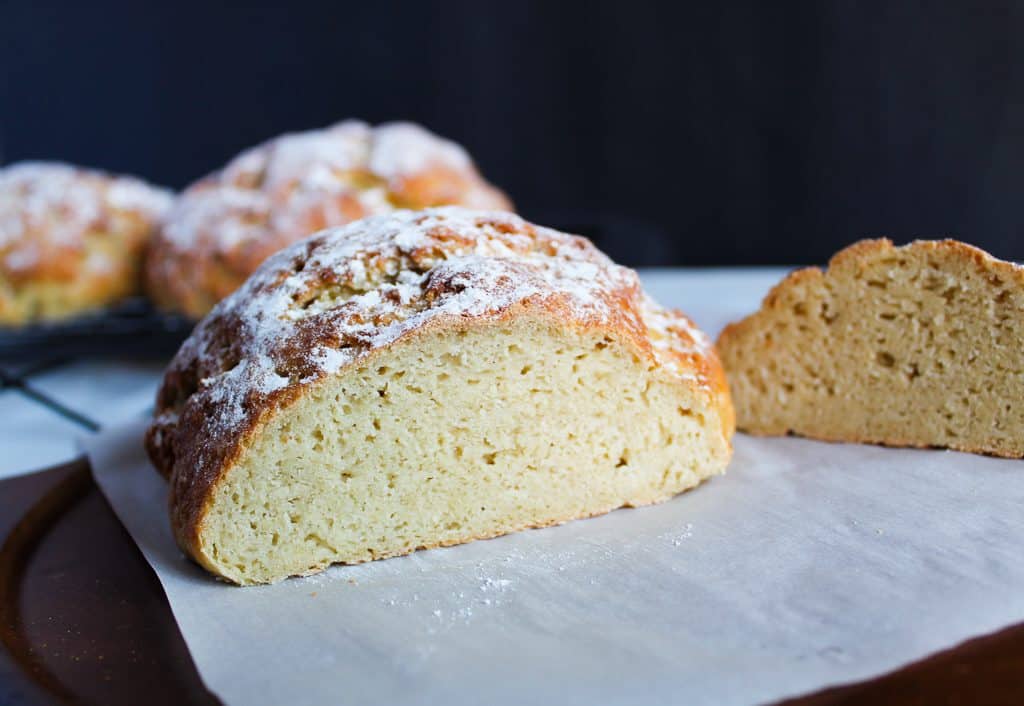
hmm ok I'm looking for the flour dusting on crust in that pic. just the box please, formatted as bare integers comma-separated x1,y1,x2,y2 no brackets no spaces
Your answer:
147,209,721,492
158,120,506,254
147,120,512,318
0,162,173,275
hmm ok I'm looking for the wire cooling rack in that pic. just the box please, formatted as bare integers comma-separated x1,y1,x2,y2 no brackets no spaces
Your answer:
0,358,101,430
0,299,193,431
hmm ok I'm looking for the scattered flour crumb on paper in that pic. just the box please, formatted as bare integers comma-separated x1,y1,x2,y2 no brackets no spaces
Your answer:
662,522,695,546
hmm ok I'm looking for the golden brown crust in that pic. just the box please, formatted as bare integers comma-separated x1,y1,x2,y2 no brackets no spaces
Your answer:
145,121,512,318
718,237,1024,458
0,162,173,325
646,306,734,438
146,208,732,561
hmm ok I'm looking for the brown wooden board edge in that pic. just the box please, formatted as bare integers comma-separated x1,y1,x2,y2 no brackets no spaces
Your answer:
0,459,219,706
0,461,91,705
0,459,1022,705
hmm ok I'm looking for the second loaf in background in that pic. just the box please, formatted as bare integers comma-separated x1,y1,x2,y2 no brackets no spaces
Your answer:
145,120,511,318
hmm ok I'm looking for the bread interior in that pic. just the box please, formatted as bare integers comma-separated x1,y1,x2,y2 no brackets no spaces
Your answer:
719,243,1024,456
199,317,729,584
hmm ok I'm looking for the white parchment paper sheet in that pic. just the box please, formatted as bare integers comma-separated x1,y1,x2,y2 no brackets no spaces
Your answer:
89,420,1024,706
86,270,1024,705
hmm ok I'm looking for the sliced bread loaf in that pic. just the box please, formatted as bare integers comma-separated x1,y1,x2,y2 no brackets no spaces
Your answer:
717,239,1024,457
147,208,734,584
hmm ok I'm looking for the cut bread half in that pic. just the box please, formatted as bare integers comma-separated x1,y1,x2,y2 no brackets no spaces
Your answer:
196,314,728,585
147,208,733,584
717,238,1024,457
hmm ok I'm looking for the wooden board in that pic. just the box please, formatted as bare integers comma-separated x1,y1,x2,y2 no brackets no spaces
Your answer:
1,459,1021,705
0,460,218,705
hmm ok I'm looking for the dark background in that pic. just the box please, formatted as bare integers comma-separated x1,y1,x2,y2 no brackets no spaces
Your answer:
2,1,1022,266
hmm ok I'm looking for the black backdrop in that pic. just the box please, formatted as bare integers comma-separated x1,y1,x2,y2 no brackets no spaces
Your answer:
3,1,1023,266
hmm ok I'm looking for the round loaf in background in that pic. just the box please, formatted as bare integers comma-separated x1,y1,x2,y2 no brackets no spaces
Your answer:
145,120,512,319
0,162,173,325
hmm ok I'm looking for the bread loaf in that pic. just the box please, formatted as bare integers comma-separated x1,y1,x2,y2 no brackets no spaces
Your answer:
146,207,734,584
0,162,172,325
145,121,511,318
718,238,1024,457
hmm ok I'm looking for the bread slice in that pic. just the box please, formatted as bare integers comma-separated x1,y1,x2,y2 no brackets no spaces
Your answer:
146,208,734,585
717,238,1024,457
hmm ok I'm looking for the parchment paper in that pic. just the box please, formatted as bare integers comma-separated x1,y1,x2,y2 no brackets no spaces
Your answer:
89,423,1024,705
87,270,1024,705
